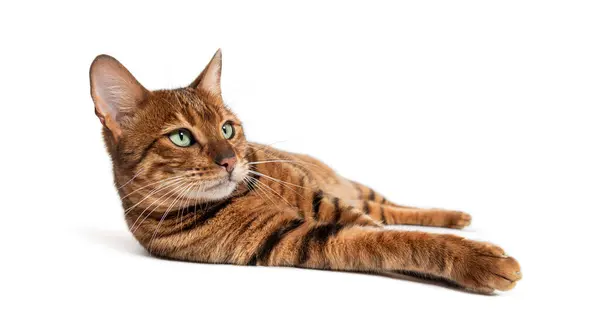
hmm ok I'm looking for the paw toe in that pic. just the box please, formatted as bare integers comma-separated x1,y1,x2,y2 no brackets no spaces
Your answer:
451,239,522,293
449,212,472,229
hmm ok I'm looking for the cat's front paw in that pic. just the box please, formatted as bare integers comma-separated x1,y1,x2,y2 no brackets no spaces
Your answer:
448,238,522,293
446,211,471,229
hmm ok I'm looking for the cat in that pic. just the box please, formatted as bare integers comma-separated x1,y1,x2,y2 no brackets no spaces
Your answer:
89,49,521,293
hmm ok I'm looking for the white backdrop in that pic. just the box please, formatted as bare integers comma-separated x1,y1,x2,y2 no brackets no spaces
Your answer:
1,1,599,325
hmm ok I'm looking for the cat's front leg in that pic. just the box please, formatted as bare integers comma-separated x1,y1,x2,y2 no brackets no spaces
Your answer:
308,191,381,227
270,225,521,293
348,180,471,228
357,201,472,229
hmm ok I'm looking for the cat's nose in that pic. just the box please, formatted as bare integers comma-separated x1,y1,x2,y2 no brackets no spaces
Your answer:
216,156,237,173
209,141,237,173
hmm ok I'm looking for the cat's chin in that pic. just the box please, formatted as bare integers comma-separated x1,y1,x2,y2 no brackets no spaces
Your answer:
186,180,239,202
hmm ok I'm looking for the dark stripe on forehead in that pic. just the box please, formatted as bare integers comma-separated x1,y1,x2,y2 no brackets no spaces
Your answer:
180,96,203,126
176,89,219,123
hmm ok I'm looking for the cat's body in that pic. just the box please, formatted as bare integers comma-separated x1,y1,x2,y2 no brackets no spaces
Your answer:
91,50,521,293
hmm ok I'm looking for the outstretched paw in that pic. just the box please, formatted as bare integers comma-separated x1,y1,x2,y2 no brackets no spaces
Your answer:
448,238,522,293
447,211,472,229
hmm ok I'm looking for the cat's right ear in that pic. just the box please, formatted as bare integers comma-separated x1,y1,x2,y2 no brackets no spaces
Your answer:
89,55,148,140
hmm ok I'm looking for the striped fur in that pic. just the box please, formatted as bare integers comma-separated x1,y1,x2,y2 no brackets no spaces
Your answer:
90,50,522,293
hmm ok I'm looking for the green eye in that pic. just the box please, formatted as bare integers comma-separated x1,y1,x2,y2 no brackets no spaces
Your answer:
168,129,194,147
222,122,235,139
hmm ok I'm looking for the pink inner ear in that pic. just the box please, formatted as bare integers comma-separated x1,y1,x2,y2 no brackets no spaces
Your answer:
89,55,148,134
192,49,222,97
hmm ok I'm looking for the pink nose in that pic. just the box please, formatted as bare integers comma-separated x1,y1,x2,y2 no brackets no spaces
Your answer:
216,156,237,173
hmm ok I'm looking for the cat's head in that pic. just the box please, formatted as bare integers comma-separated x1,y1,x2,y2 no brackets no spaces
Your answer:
90,50,250,212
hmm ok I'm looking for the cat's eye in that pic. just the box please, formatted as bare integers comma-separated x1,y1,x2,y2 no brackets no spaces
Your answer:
168,129,195,147
222,122,235,139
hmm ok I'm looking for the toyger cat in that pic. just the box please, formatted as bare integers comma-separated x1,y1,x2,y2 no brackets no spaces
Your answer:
90,49,521,293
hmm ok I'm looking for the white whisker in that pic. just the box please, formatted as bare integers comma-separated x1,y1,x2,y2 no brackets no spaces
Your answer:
247,175,293,208
247,160,297,165
177,181,198,229
123,178,185,215
247,170,309,189
149,182,194,248
130,181,189,232
116,168,145,190
121,175,186,200
245,141,287,159
246,176,278,206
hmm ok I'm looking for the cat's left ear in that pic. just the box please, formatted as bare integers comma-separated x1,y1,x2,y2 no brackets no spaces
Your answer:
190,49,223,98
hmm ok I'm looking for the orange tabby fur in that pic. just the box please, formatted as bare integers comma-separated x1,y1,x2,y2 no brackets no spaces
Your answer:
90,50,521,293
